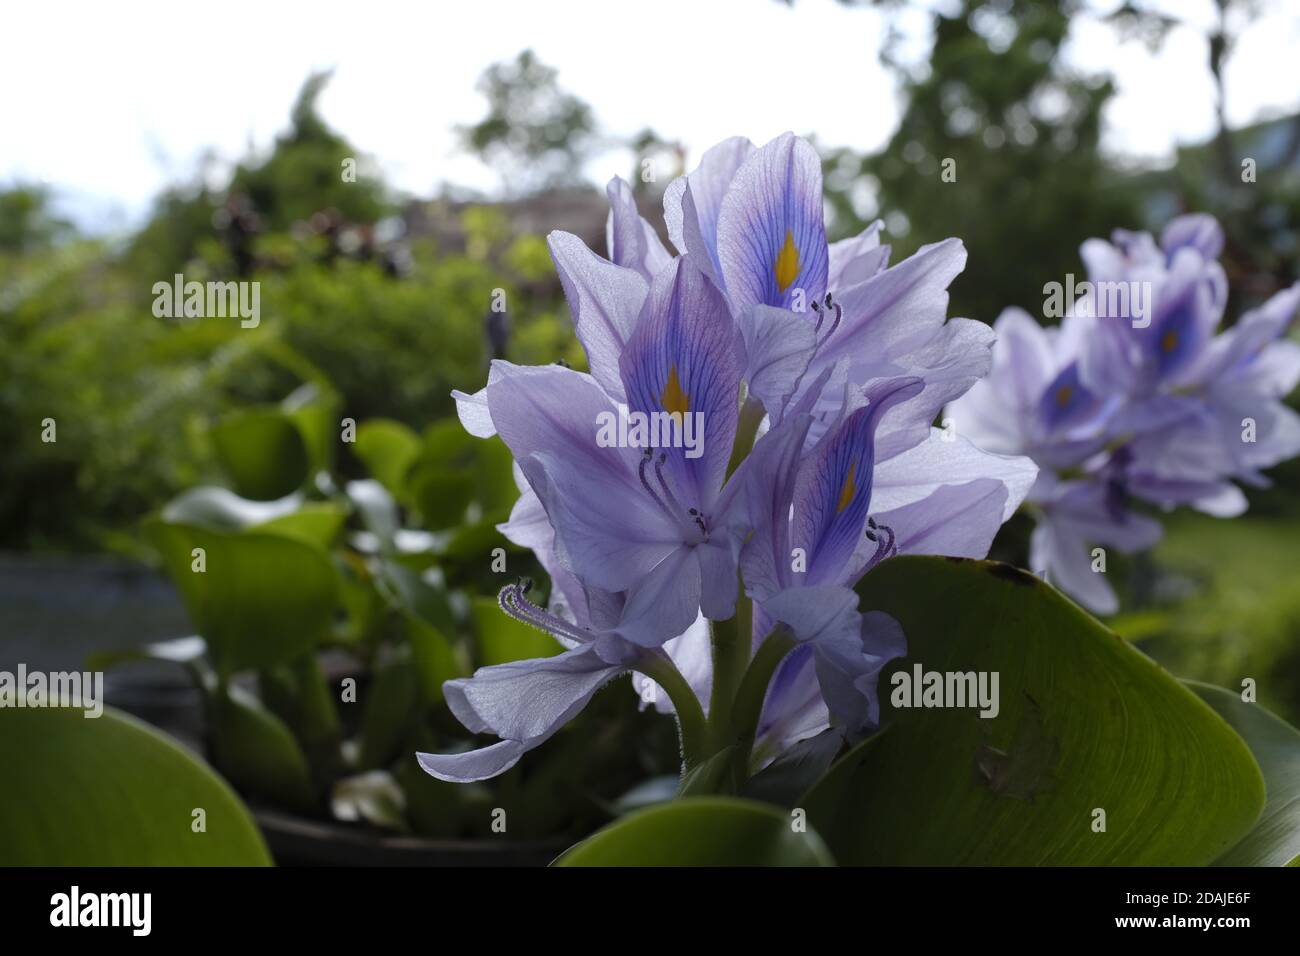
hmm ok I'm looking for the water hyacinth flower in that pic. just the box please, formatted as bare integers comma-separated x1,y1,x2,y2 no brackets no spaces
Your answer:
949,213,1300,614
421,132,1036,785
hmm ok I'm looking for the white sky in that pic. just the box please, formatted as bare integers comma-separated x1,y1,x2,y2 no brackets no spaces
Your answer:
4,0,1299,231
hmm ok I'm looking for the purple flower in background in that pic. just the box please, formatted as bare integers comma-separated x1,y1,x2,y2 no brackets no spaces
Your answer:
951,213,1300,614
422,132,1037,783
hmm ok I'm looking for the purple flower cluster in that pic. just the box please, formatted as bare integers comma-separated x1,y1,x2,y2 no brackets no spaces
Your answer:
949,215,1300,613
419,133,1036,782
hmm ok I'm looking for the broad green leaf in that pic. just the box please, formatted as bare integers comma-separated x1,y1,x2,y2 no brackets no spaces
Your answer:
347,478,401,546
406,612,470,703
554,797,834,866
357,651,419,770
162,485,301,530
0,706,270,865
1189,682,1300,866
282,381,340,475
802,556,1265,866
146,519,339,673
256,502,347,549
472,596,561,666
353,418,422,498
208,683,317,815
211,407,309,500
382,557,458,636
406,466,476,529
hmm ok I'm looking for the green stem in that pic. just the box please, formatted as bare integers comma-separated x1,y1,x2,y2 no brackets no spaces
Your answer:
637,652,708,770
725,395,765,481
707,597,752,752
728,626,796,772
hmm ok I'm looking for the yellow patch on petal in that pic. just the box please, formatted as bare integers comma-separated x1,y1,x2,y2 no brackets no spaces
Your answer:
1055,384,1073,408
661,364,690,422
774,229,800,293
836,462,857,514
1161,330,1179,353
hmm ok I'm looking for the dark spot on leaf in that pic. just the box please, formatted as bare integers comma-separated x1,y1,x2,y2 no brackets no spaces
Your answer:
973,693,1059,802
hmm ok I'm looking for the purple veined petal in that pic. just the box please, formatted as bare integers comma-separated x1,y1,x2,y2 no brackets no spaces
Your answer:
484,361,655,496
764,585,905,737
817,238,967,370
741,304,819,421
605,176,672,281
763,584,861,646
417,740,528,784
868,427,1038,520
1030,517,1119,615
828,219,890,289
716,132,829,314
417,644,629,783
519,452,681,595
611,545,703,647
663,135,754,278
618,256,741,510
866,317,996,462
862,478,1010,567
496,469,591,633
450,644,625,740
483,362,684,593
1161,213,1224,262
548,230,649,401
755,643,831,754
732,412,814,602
791,377,924,586
451,362,505,437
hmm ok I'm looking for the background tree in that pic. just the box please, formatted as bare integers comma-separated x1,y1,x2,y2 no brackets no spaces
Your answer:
458,50,598,196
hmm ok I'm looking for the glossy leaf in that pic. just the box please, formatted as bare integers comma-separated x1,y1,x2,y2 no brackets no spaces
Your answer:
801,556,1265,866
146,519,339,673
0,706,270,865
208,683,318,814
211,407,310,501
1189,682,1300,866
555,797,834,866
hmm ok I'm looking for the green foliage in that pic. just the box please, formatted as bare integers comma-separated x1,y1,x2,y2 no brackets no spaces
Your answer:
1189,683,1300,866
229,71,391,232
458,50,597,196
0,706,270,865
555,798,835,866
0,182,73,253
801,556,1264,865
824,0,1141,323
